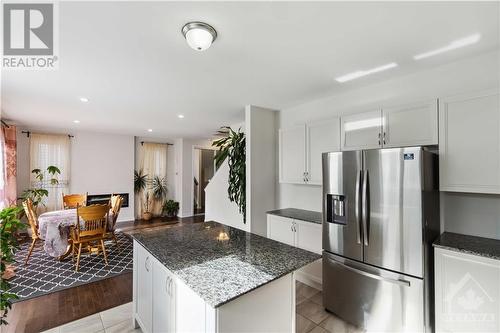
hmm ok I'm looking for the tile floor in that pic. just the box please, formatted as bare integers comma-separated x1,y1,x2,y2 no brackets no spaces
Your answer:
42,281,362,333
41,302,139,333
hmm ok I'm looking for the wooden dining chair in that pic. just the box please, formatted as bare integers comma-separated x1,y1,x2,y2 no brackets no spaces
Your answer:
108,195,124,248
70,204,109,272
62,193,88,209
22,198,43,265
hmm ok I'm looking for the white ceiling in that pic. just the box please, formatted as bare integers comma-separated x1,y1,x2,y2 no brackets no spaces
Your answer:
2,1,499,139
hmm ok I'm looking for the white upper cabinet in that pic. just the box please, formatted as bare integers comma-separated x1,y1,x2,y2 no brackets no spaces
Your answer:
306,118,341,185
439,90,500,194
279,119,340,185
383,100,438,148
341,110,382,151
279,125,306,184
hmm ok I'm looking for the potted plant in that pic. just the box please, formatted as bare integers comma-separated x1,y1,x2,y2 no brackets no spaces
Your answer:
0,206,26,325
163,200,179,218
212,126,246,222
142,191,153,221
151,176,168,205
134,169,148,194
20,165,60,211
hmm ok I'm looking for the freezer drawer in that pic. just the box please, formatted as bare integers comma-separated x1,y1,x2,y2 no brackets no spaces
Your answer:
323,252,425,332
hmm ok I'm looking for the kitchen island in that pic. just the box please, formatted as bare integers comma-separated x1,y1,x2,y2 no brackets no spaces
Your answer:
131,221,321,333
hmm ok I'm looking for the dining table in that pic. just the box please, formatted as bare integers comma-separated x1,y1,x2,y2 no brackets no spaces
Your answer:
38,208,115,258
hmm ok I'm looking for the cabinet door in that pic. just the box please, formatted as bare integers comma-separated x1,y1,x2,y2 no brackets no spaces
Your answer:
267,215,295,246
439,90,500,194
279,125,306,184
294,220,322,254
153,260,174,333
341,110,382,151
306,118,340,185
435,248,500,332
383,99,438,147
136,244,153,333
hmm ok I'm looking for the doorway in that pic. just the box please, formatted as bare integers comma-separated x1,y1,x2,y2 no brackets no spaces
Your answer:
193,148,215,215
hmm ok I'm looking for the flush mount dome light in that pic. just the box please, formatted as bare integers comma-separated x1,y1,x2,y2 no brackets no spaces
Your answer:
182,22,217,51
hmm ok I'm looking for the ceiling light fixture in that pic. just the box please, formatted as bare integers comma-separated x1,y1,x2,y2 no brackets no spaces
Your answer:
335,62,398,83
79,97,89,103
413,33,481,60
73,120,80,124
147,129,153,132
178,114,185,119
182,22,217,51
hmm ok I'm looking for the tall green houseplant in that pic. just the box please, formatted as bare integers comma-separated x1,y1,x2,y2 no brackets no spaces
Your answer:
0,206,26,325
212,127,246,222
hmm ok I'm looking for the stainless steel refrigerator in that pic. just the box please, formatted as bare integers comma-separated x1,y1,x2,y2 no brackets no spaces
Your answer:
322,147,440,332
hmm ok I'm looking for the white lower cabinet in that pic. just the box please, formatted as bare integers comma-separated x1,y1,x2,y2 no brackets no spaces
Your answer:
435,248,500,333
267,214,322,255
153,260,175,333
135,243,153,333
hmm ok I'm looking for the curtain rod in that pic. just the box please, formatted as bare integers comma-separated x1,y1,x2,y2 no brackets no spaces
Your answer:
1,120,10,128
140,141,173,146
21,130,74,138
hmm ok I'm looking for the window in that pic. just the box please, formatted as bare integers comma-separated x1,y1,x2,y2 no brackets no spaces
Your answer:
30,134,70,210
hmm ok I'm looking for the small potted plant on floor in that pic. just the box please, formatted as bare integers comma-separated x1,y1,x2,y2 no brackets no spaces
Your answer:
142,191,153,221
163,200,179,218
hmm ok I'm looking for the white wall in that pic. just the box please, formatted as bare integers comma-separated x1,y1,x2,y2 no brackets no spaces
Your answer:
17,128,135,222
246,105,278,237
71,131,135,221
205,159,246,230
278,50,500,239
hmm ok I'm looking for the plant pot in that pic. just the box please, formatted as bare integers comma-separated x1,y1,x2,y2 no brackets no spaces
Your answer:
142,212,152,221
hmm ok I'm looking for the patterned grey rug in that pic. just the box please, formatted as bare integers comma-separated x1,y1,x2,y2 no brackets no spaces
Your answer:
8,232,133,302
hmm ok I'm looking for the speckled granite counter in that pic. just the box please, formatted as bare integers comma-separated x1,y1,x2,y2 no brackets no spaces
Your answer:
433,232,500,260
131,221,321,308
267,208,322,224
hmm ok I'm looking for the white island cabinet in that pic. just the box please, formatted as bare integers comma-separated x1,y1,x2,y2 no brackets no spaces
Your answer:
132,222,320,333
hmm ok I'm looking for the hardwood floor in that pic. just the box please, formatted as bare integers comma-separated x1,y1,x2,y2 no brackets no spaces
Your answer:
3,215,204,333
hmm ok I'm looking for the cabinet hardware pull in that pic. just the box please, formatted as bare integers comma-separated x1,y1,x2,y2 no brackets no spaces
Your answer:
383,132,386,145
166,276,169,294
145,256,150,272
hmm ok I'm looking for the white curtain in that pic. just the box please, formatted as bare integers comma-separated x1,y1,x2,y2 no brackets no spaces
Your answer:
30,133,70,211
137,142,167,216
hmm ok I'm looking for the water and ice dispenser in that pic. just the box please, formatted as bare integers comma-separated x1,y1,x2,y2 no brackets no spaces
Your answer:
326,194,347,225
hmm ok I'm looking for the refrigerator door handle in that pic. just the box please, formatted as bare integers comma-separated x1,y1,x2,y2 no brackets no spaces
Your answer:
326,257,411,287
355,170,362,244
362,170,369,246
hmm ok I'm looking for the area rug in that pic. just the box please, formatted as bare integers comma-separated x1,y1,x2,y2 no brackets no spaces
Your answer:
8,232,133,302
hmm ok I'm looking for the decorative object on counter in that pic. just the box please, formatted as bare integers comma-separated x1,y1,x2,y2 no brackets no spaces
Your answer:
162,199,179,218
0,206,26,326
20,165,60,210
212,126,246,222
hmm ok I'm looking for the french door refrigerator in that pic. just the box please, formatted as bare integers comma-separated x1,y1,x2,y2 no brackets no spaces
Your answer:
322,147,440,332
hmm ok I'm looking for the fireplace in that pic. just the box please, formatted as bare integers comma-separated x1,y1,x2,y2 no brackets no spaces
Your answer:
87,193,129,207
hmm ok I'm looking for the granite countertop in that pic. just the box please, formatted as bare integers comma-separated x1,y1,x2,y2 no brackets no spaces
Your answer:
131,221,321,308
267,208,322,224
433,232,500,260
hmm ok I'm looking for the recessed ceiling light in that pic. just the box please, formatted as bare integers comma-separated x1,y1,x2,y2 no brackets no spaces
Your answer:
182,22,217,51
413,33,481,60
147,129,153,132
335,62,398,83
79,97,89,103
178,114,185,119
73,120,80,124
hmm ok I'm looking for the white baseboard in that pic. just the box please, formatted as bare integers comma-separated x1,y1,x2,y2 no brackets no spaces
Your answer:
295,269,322,291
